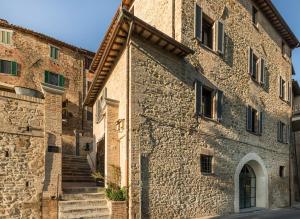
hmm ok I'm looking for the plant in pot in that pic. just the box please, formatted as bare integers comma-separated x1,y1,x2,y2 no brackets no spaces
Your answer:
91,171,104,187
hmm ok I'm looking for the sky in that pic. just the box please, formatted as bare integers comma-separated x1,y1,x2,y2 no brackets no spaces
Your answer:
1,0,300,81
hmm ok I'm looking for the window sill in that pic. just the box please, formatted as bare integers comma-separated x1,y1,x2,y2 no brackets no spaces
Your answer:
201,172,215,176
195,38,223,57
247,130,261,136
279,97,291,105
249,76,266,90
200,115,221,124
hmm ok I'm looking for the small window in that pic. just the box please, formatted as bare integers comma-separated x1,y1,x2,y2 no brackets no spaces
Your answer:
251,53,259,80
252,6,258,25
87,110,93,121
195,80,223,121
279,166,285,178
202,15,214,49
279,76,286,100
50,46,59,59
278,121,289,143
246,106,262,135
0,60,18,75
200,155,213,174
202,87,213,118
248,48,265,85
0,30,12,45
45,71,64,87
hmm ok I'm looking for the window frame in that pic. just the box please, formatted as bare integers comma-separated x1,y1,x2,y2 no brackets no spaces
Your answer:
49,45,60,60
0,59,18,75
200,154,213,175
44,71,65,87
252,6,258,26
246,105,263,135
0,29,13,45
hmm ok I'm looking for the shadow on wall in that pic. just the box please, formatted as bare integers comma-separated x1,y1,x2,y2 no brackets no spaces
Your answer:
133,38,290,217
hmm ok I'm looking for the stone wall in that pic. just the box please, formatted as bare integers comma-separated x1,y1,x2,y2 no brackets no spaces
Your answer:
0,91,45,218
0,24,94,156
129,14,291,217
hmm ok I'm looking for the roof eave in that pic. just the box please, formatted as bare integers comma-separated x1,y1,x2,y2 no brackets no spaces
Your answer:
84,8,194,106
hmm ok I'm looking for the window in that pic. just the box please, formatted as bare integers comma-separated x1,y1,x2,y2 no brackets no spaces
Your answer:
194,4,225,54
278,121,289,144
44,71,65,87
195,80,223,121
248,48,265,85
252,6,258,25
246,106,262,135
0,30,12,45
87,110,93,121
279,76,291,102
202,87,213,118
0,60,18,75
50,46,59,59
202,16,214,49
279,166,285,178
96,88,107,123
200,154,213,174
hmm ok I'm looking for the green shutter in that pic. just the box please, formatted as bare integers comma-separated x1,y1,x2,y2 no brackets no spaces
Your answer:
45,71,50,83
0,60,3,72
11,61,17,76
59,75,65,87
7,32,11,44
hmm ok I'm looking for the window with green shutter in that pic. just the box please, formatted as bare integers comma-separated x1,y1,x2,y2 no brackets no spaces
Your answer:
44,71,65,87
0,59,18,76
50,46,59,59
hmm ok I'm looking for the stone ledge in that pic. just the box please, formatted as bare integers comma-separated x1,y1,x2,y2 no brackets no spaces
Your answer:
0,91,44,104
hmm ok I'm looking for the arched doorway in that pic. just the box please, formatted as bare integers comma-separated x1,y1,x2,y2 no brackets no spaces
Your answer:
234,153,268,212
239,164,256,209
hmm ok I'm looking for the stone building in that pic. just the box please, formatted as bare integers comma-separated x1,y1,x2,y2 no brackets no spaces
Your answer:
84,0,299,218
0,19,95,156
0,19,102,218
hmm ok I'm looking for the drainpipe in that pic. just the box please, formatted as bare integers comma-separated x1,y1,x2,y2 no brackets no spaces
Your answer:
125,20,134,218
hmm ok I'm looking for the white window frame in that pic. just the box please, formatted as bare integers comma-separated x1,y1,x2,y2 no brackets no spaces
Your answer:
49,44,60,60
0,28,13,46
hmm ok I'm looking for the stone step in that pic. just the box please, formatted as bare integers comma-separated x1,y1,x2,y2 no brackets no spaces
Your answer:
63,176,95,182
62,192,106,201
59,199,108,210
59,207,110,218
59,212,110,219
62,164,91,169
63,186,104,194
62,172,92,177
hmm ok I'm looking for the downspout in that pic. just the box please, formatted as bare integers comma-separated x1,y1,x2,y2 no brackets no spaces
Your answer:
126,20,134,217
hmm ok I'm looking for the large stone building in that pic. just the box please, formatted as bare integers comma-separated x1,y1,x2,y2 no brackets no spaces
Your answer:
84,0,299,218
0,19,95,156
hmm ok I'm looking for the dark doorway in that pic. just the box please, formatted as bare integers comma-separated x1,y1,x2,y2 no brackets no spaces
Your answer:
96,137,105,186
239,164,256,209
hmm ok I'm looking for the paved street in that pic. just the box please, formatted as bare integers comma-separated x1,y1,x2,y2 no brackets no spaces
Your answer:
214,208,300,219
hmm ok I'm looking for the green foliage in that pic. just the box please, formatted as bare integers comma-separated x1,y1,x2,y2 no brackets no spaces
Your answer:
91,171,104,180
106,185,128,201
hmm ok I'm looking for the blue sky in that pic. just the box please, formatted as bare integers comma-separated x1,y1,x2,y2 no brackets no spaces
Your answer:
1,0,300,81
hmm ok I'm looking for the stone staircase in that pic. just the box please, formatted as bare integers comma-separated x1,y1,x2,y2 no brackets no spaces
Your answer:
59,187,110,219
62,155,95,183
59,155,110,219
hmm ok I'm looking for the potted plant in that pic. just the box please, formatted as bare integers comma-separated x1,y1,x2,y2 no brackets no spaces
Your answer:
91,171,104,187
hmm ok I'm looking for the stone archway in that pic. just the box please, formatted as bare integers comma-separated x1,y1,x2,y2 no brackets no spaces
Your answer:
234,153,269,212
